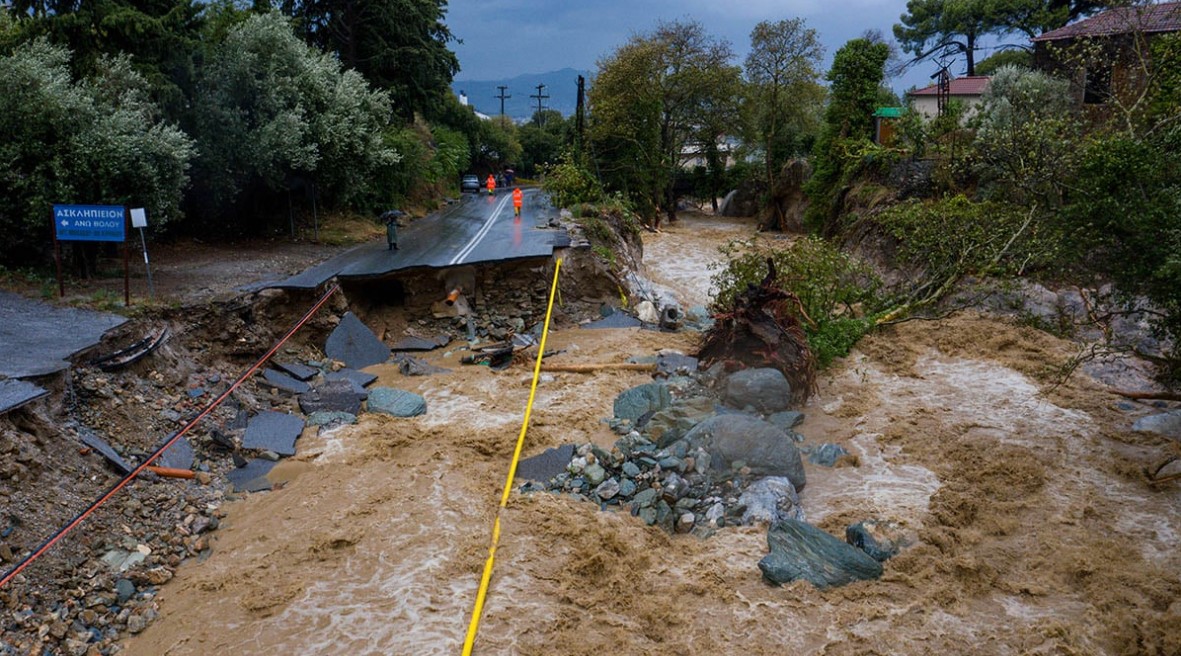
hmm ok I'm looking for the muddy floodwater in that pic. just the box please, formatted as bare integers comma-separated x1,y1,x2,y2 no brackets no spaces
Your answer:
124,213,1181,655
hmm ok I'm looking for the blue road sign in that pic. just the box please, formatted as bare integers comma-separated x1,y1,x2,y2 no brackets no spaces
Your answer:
53,205,125,242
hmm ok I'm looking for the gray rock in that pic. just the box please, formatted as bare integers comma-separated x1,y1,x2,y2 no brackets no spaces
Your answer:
632,488,659,508
595,478,621,500
723,368,792,414
613,383,672,422
367,387,427,418
618,479,638,498
584,462,606,486
846,520,910,562
759,519,883,588
684,415,806,490
325,312,389,369
740,477,804,525
306,411,357,427
390,335,448,351
242,412,305,457
273,361,318,381
517,444,575,482
808,443,850,467
299,379,367,415
766,411,805,431
644,397,715,448
262,368,311,394
1133,410,1181,441
115,579,135,604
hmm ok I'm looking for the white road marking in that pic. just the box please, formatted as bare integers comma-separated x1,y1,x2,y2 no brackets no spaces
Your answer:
450,193,512,265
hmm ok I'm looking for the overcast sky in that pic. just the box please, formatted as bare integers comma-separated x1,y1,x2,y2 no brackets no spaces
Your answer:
444,0,998,95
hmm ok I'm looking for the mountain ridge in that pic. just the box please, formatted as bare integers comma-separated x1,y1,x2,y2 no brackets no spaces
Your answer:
451,68,591,119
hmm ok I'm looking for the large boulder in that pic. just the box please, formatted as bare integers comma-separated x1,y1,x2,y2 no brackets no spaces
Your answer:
722,368,792,414
367,387,426,418
684,415,806,490
758,519,883,588
298,379,366,415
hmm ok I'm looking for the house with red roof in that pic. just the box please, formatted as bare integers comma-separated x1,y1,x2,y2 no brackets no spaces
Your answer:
1032,1,1181,106
906,76,991,121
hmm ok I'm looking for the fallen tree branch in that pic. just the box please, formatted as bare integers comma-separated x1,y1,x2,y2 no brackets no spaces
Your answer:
1113,390,1181,402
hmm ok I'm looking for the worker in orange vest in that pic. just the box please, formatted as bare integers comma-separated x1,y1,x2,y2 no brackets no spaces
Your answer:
512,188,523,217
486,174,496,196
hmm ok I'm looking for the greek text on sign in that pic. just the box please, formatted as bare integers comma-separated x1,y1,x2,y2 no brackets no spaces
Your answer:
54,205,126,242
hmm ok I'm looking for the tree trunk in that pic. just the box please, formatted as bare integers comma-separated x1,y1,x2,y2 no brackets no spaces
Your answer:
965,33,977,76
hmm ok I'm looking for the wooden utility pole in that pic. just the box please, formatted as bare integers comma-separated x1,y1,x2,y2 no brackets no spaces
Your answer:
530,84,549,125
495,85,511,116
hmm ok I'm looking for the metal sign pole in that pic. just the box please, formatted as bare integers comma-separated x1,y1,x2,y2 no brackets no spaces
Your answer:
123,209,131,307
130,208,153,298
138,227,154,298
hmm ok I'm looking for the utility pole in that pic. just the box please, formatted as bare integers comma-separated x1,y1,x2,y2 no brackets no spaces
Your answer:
575,75,586,158
530,84,550,126
495,85,511,117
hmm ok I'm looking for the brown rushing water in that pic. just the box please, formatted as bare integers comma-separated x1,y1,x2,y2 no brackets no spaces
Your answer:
124,212,1181,655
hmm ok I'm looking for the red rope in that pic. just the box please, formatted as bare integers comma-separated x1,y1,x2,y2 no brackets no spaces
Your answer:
0,285,340,589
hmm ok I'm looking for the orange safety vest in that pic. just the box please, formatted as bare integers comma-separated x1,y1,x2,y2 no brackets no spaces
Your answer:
486,175,496,191
512,188,523,207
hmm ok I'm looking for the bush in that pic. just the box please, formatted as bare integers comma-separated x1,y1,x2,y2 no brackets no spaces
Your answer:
543,156,603,209
711,236,884,365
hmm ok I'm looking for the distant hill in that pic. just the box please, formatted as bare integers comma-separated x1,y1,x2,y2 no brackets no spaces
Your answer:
452,68,590,120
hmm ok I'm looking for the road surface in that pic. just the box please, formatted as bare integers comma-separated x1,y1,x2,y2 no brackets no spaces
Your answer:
268,188,567,289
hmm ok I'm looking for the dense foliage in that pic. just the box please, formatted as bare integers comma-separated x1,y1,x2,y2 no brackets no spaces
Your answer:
0,40,194,261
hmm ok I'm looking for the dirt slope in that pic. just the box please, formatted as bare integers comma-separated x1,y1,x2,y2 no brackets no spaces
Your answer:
122,213,1181,655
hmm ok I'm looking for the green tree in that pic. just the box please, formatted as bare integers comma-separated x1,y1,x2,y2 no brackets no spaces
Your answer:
191,12,397,227
894,0,1000,75
0,40,194,265
282,0,458,121
590,19,740,228
744,18,825,216
4,0,206,118
974,48,1032,75
518,110,568,178
803,38,890,234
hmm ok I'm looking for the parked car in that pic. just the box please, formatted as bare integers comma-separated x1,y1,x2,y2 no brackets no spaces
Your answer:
460,174,480,193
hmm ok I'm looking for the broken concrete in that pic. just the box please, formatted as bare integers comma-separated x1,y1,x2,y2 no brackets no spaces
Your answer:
390,334,450,351
299,380,367,415
325,368,378,389
0,379,48,415
261,369,311,395
225,459,277,493
325,312,389,369
242,412,305,457
516,444,576,482
272,361,318,381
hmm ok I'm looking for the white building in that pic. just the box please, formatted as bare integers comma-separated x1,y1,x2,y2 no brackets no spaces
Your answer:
907,76,991,121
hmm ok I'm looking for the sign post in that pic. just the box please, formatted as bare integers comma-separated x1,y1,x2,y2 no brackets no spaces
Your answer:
130,208,154,298
52,204,128,303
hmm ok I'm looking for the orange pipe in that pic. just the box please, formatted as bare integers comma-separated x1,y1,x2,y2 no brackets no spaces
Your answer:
146,466,196,480
445,288,461,306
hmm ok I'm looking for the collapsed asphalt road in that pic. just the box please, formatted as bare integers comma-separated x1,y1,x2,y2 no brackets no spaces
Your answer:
268,188,567,289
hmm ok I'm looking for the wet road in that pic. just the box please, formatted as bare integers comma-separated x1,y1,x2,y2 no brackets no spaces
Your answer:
270,188,565,289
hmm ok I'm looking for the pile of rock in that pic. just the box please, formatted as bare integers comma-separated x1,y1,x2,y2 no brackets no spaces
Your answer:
523,361,910,589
